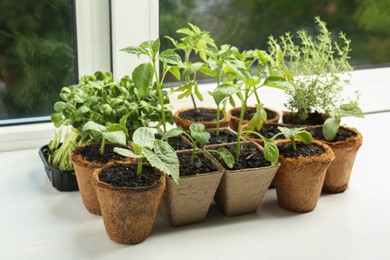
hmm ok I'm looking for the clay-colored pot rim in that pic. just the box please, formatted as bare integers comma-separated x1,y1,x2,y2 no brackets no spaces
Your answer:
228,106,280,120
174,107,230,123
307,125,363,149
93,162,165,192
276,139,335,164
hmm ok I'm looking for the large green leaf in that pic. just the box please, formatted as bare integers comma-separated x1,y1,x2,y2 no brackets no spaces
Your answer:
144,140,180,184
189,123,210,147
323,118,341,141
102,131,127,146
212,84,239,105
213,148,234,168
162,127,184,141
132,63,153,97
262,76,294,91
133,127,155,149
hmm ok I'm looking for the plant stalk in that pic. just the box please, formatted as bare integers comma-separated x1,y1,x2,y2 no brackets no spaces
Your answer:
136,158,143,176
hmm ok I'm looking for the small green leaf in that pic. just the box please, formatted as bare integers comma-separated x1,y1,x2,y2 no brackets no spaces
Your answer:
114,147,142,158
160,49,182,65
162,127,185,141
190,123,210,147
168,66,181,81
339,102,364,118
102,131,127,146
54,101,66,112
106,124,128,137
212,84,239,105
213,148,235,168
144,140,180,185
247,113,263,131
262,138,279,166
133,127,155,149
296,131,313,145
323,118,341,141
120,46,147,56
132,63,153,97
262,76,294,91
82,121,106,133
194,83,203,101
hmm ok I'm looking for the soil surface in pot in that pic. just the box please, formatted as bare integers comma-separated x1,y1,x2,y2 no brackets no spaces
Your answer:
73,143,128,164
178,153,216,176
283,111,327,125
179,108,221,122
167,136,192,150
277,142,325,158
99,164,161,188
308,127,357,142
231,107,277,121
205,130,238,146
214,144,271,170
248,124,284,140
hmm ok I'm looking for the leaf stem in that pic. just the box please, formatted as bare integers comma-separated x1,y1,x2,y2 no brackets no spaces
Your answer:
137,158,143,176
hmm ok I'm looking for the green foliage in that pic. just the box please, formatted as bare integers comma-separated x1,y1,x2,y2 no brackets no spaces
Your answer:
81,121,127,155
242,130,279,166
267,17,353,120
114,127,180,185
121,39,181,132
162,123,235,168
276,127,312,152
322,101,364,141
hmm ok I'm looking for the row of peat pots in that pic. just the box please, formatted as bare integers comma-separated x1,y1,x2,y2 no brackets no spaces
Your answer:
38,106,363,245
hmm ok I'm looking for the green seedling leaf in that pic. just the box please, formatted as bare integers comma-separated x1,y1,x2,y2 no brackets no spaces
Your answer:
263,138,279,166
339,102,365,118
160,49,182,65
194,83,203,101
168,66,181,81
133,127,155,149
162,127,185,141
296,131,312,144
189,123,210,147
263,76,294,91
212,148,235,168
113,147,142,158
120,46,147,56
144,140,180,184
212,84,239,106
323,118,341,141
102,131,127,146
132,63,153,97
82,121,106,132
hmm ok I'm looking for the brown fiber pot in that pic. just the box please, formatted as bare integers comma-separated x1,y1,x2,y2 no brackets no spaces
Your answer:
311,126,363,193
70,143,131,215
210,142,280,216
228,106,280,132
274,140,335,213
174,107,230,130
93,163,166,244
159,151,224,226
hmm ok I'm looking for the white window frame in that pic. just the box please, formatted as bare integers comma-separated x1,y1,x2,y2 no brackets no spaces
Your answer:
0,0,389,152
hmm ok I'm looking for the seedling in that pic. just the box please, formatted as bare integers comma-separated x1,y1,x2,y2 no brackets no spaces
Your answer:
242,130,279,166
121,39,182,132
275,127,312,152
162,123,235,169
81,121,128,155
322,101,364,141
114,127,180,185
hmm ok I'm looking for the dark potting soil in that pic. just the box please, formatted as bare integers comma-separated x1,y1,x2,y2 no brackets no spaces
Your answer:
179,108,220,122
74,143,128,164
167,136,192,150
178,153,216,176
249,124,284,140
277,142,325,158
205,130,238,146
283,111,327,125
99,164,161,188
231,107,277,121
308,127,357,142
214,144,271,170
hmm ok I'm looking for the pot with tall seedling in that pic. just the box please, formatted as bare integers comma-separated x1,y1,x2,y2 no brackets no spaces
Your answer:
208,49,292,216
158,123,234,225
164,23,231,130
308,101,364,193
273,127,335,212
95,127,180,244
267,17,353,125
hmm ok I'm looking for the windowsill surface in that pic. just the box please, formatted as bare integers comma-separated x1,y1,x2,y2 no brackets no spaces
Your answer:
1,112,389,259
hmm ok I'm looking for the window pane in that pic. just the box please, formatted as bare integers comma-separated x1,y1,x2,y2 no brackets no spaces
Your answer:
0,0,77,125
159,0,390,70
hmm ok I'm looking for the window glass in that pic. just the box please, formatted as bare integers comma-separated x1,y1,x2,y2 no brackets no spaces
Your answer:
159,0,390,70
0,0,77,125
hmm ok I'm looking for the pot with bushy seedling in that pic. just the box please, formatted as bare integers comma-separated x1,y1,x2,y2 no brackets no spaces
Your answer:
94,127,179,244
158,123,234,226
273,127,335,212
165,23,231,130
267,17,353,125
42,71,168,191
70,122,131,215
308,101,364,193
207,49,291,216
